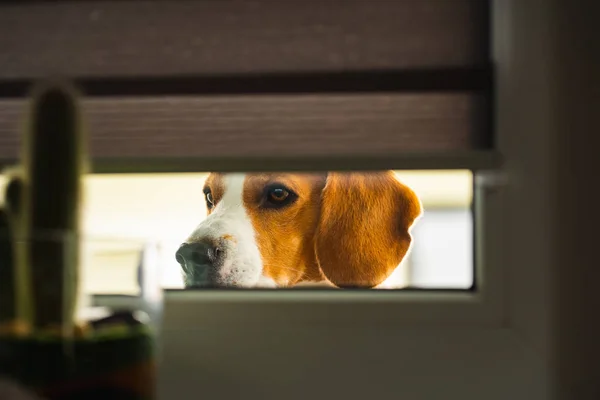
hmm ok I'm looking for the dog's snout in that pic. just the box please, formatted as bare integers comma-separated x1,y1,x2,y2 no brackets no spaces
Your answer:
176,241,224,271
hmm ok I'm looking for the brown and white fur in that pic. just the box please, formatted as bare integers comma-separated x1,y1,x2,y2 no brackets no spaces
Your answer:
175,171,422,289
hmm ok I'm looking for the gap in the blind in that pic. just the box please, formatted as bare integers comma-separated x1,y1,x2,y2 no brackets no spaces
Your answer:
0,170,473,297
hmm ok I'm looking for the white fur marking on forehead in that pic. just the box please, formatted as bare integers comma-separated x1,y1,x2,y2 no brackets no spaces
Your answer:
219,173,246,209
207,173,265,286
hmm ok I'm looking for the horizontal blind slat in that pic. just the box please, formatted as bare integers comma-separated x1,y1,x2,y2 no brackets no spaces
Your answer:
0,93,487,162
0,0,493,172
0,0,489,79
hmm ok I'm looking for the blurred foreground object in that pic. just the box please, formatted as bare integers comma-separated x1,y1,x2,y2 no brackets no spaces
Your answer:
0,81,155,399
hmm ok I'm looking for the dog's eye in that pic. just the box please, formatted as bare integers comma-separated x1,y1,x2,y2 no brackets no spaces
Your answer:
264,185,297,208
204,189,214,208
269,188,289,202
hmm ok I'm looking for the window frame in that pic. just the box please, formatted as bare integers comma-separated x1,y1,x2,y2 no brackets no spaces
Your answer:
157,1,572,399
160,173,500,327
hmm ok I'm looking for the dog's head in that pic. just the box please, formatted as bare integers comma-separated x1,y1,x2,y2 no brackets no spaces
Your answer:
175,171,422,289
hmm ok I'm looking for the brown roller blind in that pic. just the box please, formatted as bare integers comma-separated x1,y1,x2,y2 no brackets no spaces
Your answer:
0,0,494,172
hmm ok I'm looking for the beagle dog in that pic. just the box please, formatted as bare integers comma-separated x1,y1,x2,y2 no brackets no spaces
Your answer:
175,171,422,289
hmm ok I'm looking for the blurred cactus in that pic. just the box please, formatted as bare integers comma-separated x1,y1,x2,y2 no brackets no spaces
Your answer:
0,81,155,400
25,82,87,331
5,81,88,333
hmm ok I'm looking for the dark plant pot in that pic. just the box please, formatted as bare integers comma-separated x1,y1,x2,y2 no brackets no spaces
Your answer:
0,324,155,400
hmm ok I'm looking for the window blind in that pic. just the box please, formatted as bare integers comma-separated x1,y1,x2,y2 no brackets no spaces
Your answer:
0,0,495,172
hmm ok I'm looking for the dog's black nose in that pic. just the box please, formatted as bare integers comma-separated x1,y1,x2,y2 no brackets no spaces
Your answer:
176,241,224,286
176,241,223,269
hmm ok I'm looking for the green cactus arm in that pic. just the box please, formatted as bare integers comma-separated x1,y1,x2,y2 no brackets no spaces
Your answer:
1,174,33,331
0,208,15,325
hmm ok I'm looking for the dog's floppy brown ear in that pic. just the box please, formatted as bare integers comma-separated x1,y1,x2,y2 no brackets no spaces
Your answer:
314,172,422,288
